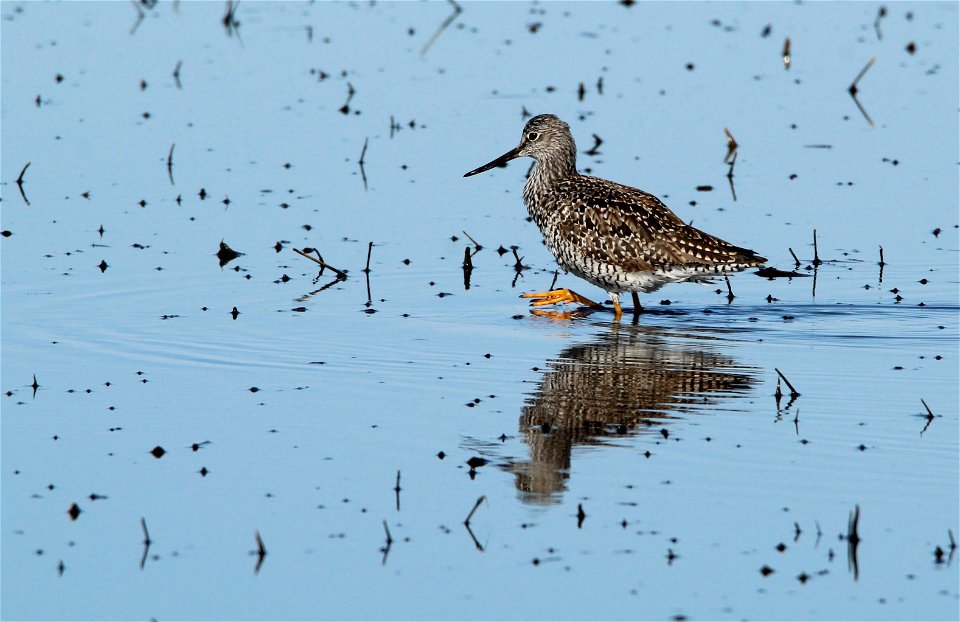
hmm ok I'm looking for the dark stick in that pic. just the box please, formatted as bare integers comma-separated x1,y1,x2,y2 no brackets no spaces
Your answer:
462,246,473,290
129,0,145,35
365,269,372,307
511,247,525,272
849,90,875,127
172,60,183,89
223,0,240,38
358,137,368,191
464,495,485,525
726,151,738,202
167,143,175,185
254,530,267,574
788,247,801,268
585,134,603,156
782,37,791,70
920,399,936,435
292,247,348,279
381,520,393,564
464,521,484,552
549,270,559,291
16,161,31,206
849,58,876,95
577,503,586,528
363,241,373,273
774,368,801,398
421,0,462,56
878,245,885,267
339,82,355,115
296,276,346,302
461,230,482,250
848,57,877,126
812,229,822,266
139,517,152,570
723,127,738,163
846,504,860,580
873,6,885,41
724,276,735,302
812,261,818,298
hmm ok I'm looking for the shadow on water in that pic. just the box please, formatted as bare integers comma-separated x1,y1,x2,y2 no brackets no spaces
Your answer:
501,323,760,505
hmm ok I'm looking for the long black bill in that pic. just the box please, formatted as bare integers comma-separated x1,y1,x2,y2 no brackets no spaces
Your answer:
463,146,522,177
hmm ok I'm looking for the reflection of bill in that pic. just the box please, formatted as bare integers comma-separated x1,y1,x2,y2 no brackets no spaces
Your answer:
508,325,759,505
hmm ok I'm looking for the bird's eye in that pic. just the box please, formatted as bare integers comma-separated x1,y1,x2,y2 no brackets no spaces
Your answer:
526,131,540,142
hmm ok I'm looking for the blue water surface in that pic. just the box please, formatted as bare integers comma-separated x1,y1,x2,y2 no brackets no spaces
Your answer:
2,2,958,620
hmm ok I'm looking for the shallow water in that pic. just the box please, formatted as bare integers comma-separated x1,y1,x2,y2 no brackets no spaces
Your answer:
2,2,958,620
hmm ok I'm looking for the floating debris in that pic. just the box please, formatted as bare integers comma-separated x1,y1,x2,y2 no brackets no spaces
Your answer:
216,241,242,267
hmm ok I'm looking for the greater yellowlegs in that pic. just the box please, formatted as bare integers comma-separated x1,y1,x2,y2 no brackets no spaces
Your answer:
464,114,766,319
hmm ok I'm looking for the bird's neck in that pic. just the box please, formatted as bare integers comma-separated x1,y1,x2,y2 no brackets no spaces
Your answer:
523,151,577,205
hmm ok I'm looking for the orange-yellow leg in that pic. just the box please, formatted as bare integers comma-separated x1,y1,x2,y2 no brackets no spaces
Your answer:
521,288,599,308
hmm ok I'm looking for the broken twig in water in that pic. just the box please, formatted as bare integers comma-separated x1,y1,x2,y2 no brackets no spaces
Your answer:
726,151,738,201
166,143,175,185
292,247,348,280
172,60,183,89
723,127,738,163
129,0,146,35
462,246,474,290
848,57,877,126
140,517,152,570
774,368,801,398
462,230,482,251
788,247,801,268
253,530,267,574
381,520,393,564
464,496,485,526
393,470,401,511
223,0,241,38
511,247,528,272
920,398,936,435
585,134,603,156
421,0,462,56
363,241,373,273
812,229,822,266
782,37,791,70
724,276,735,302
358,137,368,191
846,505,861,580
874,6,886,41
16,162,30,205
878,245,886,283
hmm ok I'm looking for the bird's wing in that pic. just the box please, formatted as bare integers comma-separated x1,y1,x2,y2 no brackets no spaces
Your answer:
554,177,765,271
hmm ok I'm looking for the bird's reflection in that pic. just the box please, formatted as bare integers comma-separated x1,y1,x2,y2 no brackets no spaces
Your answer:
507,324,759,505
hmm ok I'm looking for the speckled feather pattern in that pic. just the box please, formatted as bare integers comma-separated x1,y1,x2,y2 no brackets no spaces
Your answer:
518,115,766,295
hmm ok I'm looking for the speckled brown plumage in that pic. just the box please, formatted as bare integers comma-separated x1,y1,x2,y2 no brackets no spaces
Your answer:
465,114,766,316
